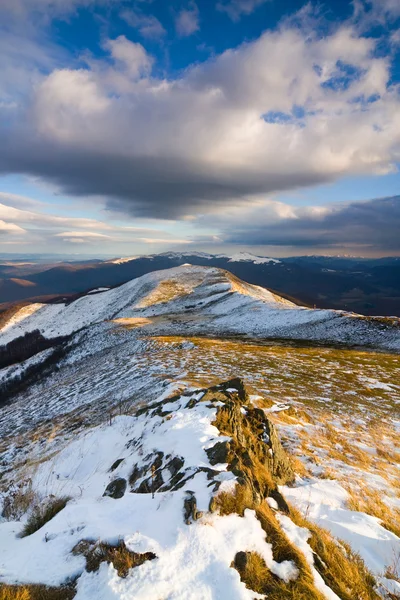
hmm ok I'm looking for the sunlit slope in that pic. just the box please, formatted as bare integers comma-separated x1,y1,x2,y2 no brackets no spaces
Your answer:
0,265,399,350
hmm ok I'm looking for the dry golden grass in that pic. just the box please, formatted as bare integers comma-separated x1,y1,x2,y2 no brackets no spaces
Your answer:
289,505,379,600
287,455,311,478
73,540,156,578
214,479,378,600
111,317,153,329
1,483,37,521
233,549,326,600
0,585,75,600
213,484,254,517
345,485,400,538
136,279,192,308
376,446,400,464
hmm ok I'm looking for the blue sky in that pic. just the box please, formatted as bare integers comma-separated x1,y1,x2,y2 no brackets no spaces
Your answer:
0,0,399,257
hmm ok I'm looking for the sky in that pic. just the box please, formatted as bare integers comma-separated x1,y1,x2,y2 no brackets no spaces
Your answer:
0,0,399,258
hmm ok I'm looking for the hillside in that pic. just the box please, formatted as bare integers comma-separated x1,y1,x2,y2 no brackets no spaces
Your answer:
1,378,398,599
0,267,399,599
0,265,399,353
1,252,400,316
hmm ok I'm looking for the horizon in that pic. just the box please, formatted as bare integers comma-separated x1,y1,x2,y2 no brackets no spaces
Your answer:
1,250,400,261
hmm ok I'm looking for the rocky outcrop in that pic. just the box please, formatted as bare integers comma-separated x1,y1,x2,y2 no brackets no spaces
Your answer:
127,377,294,514
202,378,294,510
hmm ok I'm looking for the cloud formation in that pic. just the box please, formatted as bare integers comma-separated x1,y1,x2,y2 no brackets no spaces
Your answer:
208,196,400,252
216,0,270,21
121,9,166,39
1,22,399,222
175,2,200,37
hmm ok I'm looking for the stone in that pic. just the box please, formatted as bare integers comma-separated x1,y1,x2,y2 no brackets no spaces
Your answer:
103,477,127,499
183,491,202,524
109,458,124,472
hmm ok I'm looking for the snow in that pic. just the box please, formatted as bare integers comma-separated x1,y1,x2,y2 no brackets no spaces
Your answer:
281,479,400,580
277,513,341,600
72,508,289,600
0,348,55,386
1,265,399,352
88,287,110,294
0,303,45,334
0,388,298,598
222,252,281,265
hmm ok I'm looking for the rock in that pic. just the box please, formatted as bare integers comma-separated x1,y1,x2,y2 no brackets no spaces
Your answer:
103,477,127,499
204,378,294,509
233,551,248,571
167,456,185,477
183,491,202,524
109,458,124,472
206,441,230,465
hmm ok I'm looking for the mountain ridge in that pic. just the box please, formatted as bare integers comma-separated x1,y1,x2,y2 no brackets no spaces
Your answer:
1,252,400,317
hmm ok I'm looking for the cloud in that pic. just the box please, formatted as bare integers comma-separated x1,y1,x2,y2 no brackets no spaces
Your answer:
175,2,199,37
54,230,113,242
0,219,26,235
121,9,166,39
0,192,46,210
353,0,400,29
216,0,270,21
104,36,153,79
135,237,192,244
208,196,400,251
0,193,195,249
0,19,400,223
0,202,117,230
0,0,118,19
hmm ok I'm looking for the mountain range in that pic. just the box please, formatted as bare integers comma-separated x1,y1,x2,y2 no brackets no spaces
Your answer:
1,252,400,317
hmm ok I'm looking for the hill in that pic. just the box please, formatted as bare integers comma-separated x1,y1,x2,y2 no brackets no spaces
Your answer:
0,267,399,599
1,252,400,316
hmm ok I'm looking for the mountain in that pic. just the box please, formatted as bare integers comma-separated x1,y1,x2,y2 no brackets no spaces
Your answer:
1,265,399,357
0,266,399,599
1,252,400,316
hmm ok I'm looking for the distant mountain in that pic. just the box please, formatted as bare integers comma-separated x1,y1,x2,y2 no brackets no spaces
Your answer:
1,251,399,316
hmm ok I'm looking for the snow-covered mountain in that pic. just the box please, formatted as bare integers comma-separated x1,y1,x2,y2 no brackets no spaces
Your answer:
0,266,399,599
119,251,282,265
1,264,399,351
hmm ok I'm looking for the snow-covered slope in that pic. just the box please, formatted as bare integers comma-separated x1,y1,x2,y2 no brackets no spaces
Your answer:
1,379,391,600
0,265,399,351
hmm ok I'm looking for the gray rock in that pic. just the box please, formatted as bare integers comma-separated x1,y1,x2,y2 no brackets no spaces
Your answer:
103,477,127,499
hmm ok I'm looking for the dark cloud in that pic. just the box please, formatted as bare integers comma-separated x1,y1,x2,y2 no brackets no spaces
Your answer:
0,133,328,219
222,196,400,251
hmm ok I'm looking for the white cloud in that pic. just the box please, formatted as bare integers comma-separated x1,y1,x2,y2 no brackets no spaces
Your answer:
54,231,112,239
1,18,400,221
105,36,153,79
0,202,115,230
216,0,270,21
0,192,46,210
204,195,400,252
0,0,117,19
0,219,26,235
353,0,400,29
121,10,166,39
175,2,200,37
370,0,400,19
